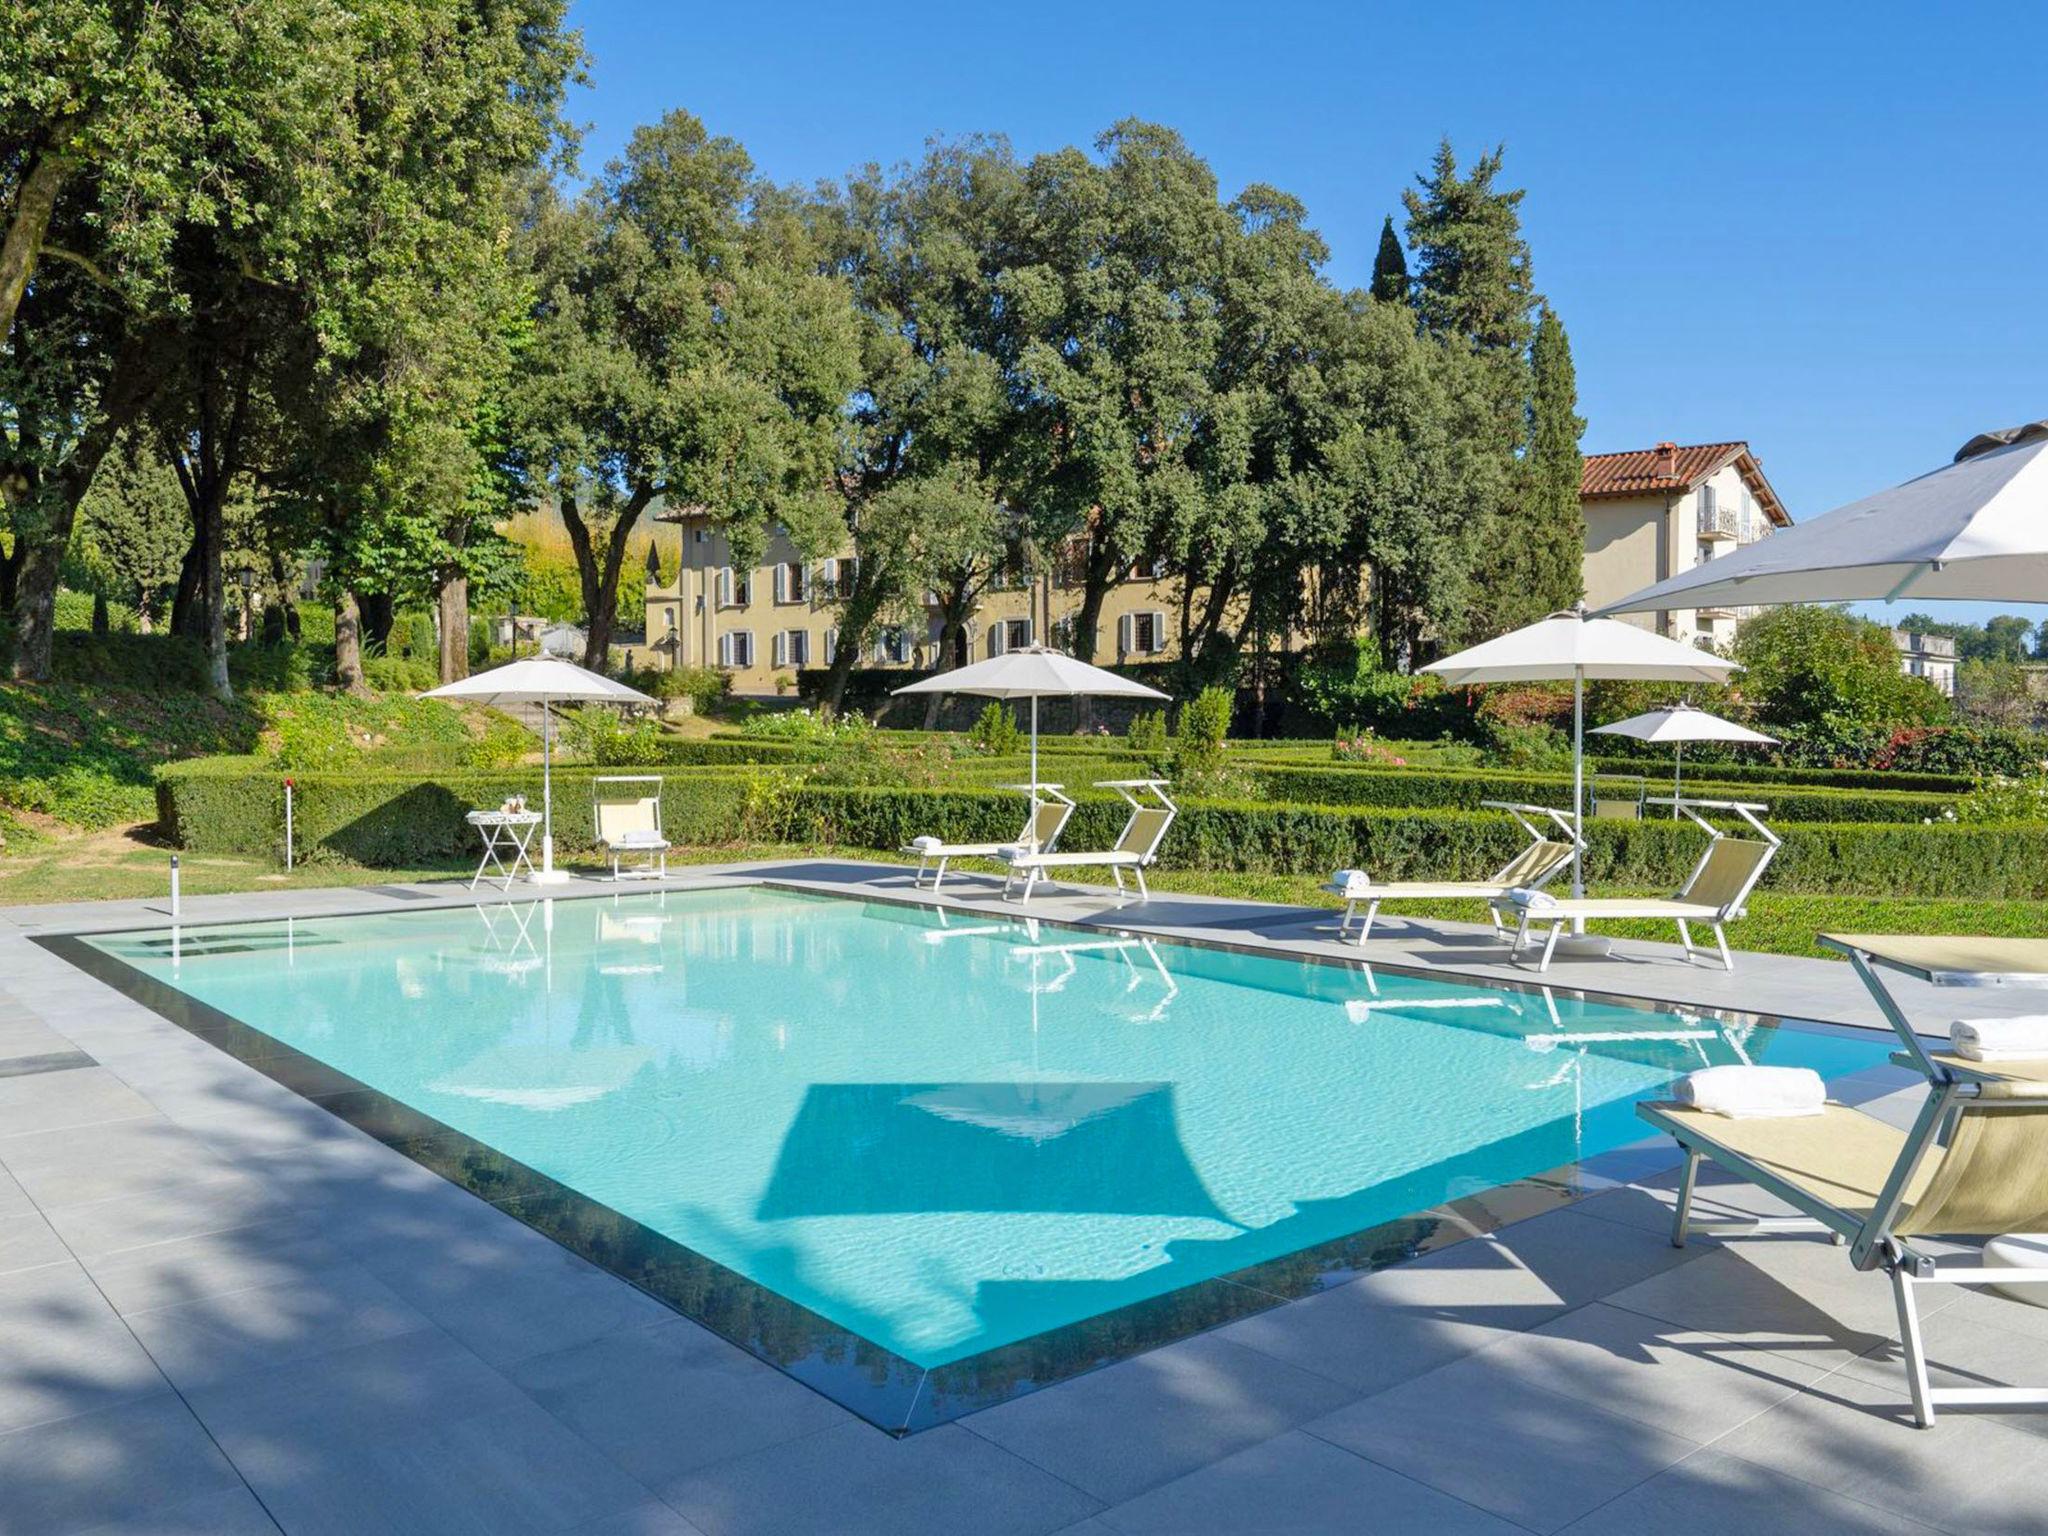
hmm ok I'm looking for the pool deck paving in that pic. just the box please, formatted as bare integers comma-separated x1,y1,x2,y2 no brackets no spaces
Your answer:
1,860,2045,1534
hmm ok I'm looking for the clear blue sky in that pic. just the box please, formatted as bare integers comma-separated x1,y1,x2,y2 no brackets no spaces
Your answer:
565,0,2047,624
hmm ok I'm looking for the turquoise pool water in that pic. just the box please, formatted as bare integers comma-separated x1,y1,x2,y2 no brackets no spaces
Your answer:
86,887,1890,1369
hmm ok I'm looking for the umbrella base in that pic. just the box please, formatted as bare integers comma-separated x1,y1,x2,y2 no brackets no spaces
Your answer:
527,869,574,886
1547,933,1613,959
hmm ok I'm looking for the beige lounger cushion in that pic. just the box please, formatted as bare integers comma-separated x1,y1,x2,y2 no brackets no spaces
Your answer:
1641,1101,1930,1219
1326,880,1520,900
1011,849,1142,869
1823,933,2048,979
1519,898,1723,921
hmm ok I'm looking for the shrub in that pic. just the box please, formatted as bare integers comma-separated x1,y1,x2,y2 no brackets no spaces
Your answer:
669,665,729,714
1333,731,1407,766
1126,709,1169,770
362,653,437,693
561,706,667,766
967,701,1021,756
1479,717,1571,771
1948,772,2048,824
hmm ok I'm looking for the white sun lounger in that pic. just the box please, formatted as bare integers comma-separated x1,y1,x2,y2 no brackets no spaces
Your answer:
903,785,1076,891
1495,798,1780,972
593,775,669,881
999,780,1177,905
1320,801,1582,945
1641,932,2048,1427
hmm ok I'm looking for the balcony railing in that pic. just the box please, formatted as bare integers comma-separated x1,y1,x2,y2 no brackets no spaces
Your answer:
1697,502,1743,540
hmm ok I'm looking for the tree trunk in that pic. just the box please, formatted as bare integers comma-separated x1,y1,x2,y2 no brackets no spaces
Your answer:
560,484,656,672
5,332,155,680
171,539,203,637
200,488,230,701
333,589,366,692
0,545,18,613
436,571,469,684
0,148,69,349
1070,538,1120,664
821,562,887,716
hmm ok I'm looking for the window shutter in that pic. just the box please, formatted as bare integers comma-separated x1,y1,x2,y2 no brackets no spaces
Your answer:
738,632,752,667
799,565,812,602
821,558,837,589
772,631,786,667
773,564,788,603
1149,610,1167,654
1118,614,1133,656
989,623,1005,657
823,628,837,663
717,633,731,667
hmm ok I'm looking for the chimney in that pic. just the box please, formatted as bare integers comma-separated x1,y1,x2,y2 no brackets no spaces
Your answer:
1653,441,1678,479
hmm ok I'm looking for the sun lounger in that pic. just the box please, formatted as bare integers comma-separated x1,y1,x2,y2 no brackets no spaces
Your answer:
593,775,669,881
902,785,1075,891
1495,798,1779,972
1639,933,2048,1426
999,780,1177,905
1320,801,1581,944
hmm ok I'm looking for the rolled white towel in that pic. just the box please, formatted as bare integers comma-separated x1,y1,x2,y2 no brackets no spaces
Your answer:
1673,1064,1826,1118
1505,886,1560,910
1331,868,1371,893
909,835,945,855
1950,1017,2048,1063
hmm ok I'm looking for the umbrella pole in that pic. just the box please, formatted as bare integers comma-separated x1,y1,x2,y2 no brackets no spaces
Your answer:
541,698,555,880
1572,669,1585,902
1674,743,1683,817
1030,695,1039,800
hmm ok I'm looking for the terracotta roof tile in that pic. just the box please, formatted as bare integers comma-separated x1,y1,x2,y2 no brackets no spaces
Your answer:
1581,441,1790,526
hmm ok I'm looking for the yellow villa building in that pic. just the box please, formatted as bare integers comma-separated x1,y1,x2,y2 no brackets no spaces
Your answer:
641,507,1192,692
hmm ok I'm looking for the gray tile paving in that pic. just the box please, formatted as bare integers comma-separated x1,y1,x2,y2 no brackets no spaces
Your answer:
961,1332,1356,1505
506,1317,846,1492
1091,1428,1521,1534
1553,1448,1943,1535
1306,1350,1708,1533
0,865,2044,1534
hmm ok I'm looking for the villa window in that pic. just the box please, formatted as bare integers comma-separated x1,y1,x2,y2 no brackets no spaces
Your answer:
989,618,1032,656
1120,610,1167,656
1128,555,1167,582
822,557,858,599
772,629,811,667
718,630,754,668
773,562,810,604
823,628,838,663
717,567,753,608
875,627,911,664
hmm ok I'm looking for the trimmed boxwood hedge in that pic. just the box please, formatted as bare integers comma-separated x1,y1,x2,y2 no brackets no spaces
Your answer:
157,762,2048,899
157,760,752,864
1247,764,1952,824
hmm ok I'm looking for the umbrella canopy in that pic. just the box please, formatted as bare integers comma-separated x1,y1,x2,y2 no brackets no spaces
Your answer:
1597,424,2048,615
892,646,1169,795
1592,704,1777,816
423,658,655,882
1590,704,1777,746
1421,610,1737,687
1424,607,1740,906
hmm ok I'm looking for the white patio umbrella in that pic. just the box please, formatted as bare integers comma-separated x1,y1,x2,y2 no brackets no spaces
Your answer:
1423,606,1739,951
1591,704,1777,816
422,657,655,883
890,646,1169,796
1597,423,2048,616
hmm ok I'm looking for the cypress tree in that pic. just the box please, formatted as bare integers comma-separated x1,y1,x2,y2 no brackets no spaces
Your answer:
1369,214,1408,304
1522,303,1587,612
1401,139,1536,353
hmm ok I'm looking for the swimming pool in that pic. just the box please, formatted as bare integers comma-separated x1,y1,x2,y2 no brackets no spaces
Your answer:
60,884,1892,1428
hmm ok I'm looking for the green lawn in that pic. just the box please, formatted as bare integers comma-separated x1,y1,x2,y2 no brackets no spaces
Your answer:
8,825,2039,961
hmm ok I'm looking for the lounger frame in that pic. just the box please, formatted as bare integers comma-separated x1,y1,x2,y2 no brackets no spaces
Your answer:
1000,780,1177,906
906,785,1075,891
592,775,669,882
1324,801,1583,945
1647,935,2048,1427
1499,798,1780,972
